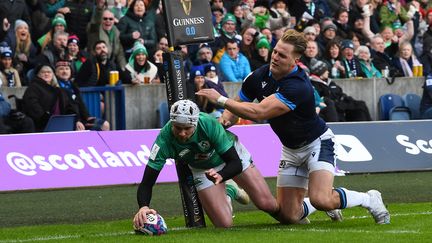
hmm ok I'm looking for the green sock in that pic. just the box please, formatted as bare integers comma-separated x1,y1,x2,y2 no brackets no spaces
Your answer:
225,183,238,200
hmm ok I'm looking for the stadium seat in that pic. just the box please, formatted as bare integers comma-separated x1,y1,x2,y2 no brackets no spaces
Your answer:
378,94,405,120
402,93,421,119
157,102,169,128
44,114,77,132
389,106,411,120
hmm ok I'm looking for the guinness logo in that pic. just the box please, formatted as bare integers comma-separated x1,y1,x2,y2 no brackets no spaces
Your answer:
180,0,192,15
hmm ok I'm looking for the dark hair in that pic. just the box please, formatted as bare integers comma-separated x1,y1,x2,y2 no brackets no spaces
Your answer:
324,39,342,60
225,39,239,49
93,40,107,50
334,7,349,21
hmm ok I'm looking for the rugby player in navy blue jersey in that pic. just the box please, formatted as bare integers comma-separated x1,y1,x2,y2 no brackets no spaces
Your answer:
197,29,390,225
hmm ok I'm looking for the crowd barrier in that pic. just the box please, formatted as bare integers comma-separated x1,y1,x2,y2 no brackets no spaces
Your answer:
1,77,425,129
1,120,430,191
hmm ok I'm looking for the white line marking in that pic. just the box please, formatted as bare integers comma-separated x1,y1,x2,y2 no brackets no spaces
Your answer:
0,211,430,242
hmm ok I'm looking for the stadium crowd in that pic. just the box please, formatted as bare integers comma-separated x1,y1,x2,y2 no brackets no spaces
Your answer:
1,0,432,133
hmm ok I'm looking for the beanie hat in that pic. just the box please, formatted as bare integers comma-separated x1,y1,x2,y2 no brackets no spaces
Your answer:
14,19,28,32
204,64,217,74
51,16,67,28
34,64,54,76
340,39,354,50
254,0,270,9
190,65,205,80
1,49,12,58
322,23,337,32
128,41,148,64
256,37,271,49
67,35,79,46
303,26,317,35
310,59,328,76
222,13,237,25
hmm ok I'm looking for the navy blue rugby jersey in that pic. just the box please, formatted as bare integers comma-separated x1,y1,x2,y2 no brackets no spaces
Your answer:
239,64,327,149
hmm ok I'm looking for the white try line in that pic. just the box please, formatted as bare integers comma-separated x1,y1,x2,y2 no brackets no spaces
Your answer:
1,211,431,243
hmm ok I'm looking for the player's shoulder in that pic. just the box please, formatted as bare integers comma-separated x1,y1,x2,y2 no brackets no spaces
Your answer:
245,64,270,82
197,112,219,126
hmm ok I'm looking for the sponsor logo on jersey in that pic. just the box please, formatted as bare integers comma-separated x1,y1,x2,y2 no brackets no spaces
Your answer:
179,148,191,158
261,81,267,88
149,144,160,160
198,140,210,151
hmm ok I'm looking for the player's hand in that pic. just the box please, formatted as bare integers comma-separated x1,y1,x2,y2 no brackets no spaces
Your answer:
218,115,232,128
133,206,157,229
205,169,223,184
195,88,221,104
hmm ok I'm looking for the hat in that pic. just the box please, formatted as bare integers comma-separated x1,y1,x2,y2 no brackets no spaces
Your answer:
67,35,79,46
34,64,54,76
340,39,354,50
254,0,270,9
303,26,317,35
51,16,67,27
222,13,237,25
14,19,28,32
1,49,12,58
55,60,71,68
204,64,217,74
322,23,337,32
256,36,271,49
128,41,148,64
190,65,205,80
392,20,402,30
310,59,328,76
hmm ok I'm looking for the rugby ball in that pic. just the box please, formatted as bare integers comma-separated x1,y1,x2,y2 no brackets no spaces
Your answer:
135,213,168,236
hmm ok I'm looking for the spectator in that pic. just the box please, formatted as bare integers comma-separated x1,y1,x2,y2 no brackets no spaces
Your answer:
393,41,422,77
239,26,260,61
419,75,432,118
155,36,169,53
334,8,351,39
1,19,37,86
300,40,320,68
43,0,66,18
269,0,292,32
220,40,251,82
303,26,318,41
75,40,118,87
55,60,110,131
212,13,241,64
355,45,382,78
87,9,127,70
0,49,21,87
339,39,366,78
65,35,89,77
37,31,68,68
191,66,228,118
58,0,93,49
316,22,338,54
0,0,31,29
37,15,68,52
250,36,272,70
22,64,72,132
123,41,158,85
308,58,339,122
379,0,409,28
243,0,271,30
204,63,222,86
231,3,246,33
322,40,344,79
0,91,34,134
117,0,160,58
211,6,225,31
370,35,403,77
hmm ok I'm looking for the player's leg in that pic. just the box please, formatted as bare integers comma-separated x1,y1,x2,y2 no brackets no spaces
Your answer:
198,183,233,228
233,163,279,214
308,128,390,224
277,186,308,224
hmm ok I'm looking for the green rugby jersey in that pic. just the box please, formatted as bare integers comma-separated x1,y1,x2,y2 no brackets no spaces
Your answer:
148,113,235,171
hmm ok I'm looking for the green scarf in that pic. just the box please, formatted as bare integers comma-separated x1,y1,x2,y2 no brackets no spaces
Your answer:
254,13,269,30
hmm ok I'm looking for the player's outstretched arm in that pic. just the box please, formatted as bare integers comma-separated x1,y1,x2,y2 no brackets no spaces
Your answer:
197,89,290,120
219,96,240,128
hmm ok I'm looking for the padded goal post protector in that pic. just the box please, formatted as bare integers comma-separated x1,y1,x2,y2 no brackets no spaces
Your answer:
162,51,206,228
162,0,214,46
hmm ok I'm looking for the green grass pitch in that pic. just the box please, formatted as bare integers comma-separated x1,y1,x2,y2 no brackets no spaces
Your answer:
0,172,431,242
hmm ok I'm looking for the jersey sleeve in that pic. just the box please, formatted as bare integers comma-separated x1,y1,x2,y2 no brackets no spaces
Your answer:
147,130,172,171
238,71,256,102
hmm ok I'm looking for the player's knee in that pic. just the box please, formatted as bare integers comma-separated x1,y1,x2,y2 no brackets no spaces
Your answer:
255,197,278,213
310,195,334,211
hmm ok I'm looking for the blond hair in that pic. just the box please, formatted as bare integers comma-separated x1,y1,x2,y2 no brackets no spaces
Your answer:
280,29,308,55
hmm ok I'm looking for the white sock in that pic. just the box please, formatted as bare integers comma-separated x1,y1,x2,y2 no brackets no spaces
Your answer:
302,198,317,218
338,188,370,208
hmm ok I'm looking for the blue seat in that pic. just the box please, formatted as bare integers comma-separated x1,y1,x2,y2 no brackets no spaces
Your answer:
422,107,432,119
378,94,405,120
44,114,77,132
389,106,411,120
157,102,169,128
402,93,421,119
